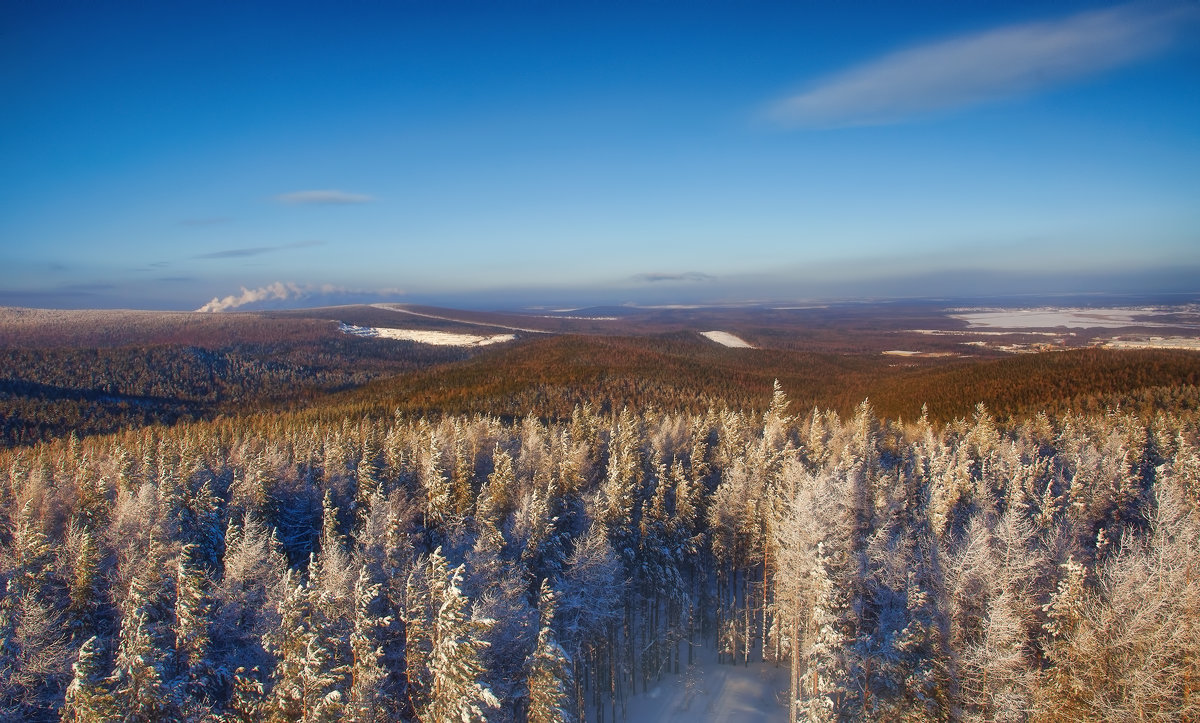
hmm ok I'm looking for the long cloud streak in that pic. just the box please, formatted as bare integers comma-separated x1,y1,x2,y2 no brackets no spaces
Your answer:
275,189,375,205
766,4,1193,128
194,240,324,260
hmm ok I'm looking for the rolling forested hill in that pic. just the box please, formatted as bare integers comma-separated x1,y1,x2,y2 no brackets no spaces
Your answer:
3,304,1199,448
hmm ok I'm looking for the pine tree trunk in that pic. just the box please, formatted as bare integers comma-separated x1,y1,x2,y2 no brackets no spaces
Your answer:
790,613,800,723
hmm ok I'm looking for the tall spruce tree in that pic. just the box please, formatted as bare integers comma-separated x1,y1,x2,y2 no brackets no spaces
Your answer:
526,581,575,723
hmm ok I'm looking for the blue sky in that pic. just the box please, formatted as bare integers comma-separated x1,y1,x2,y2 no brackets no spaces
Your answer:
2,1,1198,310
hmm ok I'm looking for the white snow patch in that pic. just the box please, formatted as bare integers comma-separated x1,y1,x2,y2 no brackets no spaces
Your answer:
338,322,515,347
883,350,921,356
1104,336,1200,351
700,331,755,348
618,646,788,723
950,307,1171,330
911,329,1071,337
369,303,549,333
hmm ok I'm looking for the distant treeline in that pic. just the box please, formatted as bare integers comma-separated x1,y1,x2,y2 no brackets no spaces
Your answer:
0,340,468,447
2,326,1199,449
316,335,1200,425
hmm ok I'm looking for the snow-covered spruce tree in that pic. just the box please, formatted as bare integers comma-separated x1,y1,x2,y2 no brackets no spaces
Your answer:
595,407,643,700
175,543,215,702
598,408,641,549
420,431,454,531
469,553,536,716
180,480,224,572
215,512,287,676
1036,480,1200,721
892,555,953,722
527,581,575,723
635,458,683,686
403,552,437,715
110,605,176,722
263,571,307,721
354,428,384,526
770,462,818,723
421,548,500,722
961,507,1046,722
450,420,479,518
61,635,116,723
66,524,105,643
346,566,392,722
1,500,72,717
274,492,358,722
224,666,266,723
557,521,622,723
708,457,762,667
801,540,853,722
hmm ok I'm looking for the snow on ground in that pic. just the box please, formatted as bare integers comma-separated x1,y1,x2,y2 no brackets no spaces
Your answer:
338,322,515,346
618,647,789,723
950,307,1163,329
1104,336,1200,350
883,350,957,357
369,303,550,333
911,329,1070,337
700,331,755,348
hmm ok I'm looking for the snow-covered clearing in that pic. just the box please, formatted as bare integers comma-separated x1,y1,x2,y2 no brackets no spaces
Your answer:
619,647,789,723
950,307,1167,329
369,303,549,333
1104,336,1200,351
700,331,755,348
911,329,1070,337
883,350,956,357
338,322,514,346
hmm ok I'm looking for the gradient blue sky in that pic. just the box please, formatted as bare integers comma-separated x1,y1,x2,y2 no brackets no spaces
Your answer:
2,1,1198,310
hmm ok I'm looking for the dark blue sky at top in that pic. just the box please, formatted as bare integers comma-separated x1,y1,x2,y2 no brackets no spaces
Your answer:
2,1,1198,310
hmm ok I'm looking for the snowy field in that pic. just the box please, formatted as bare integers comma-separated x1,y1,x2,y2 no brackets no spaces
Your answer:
883,350,956,358
370,303,549,333
338,322,515,346
1103,336,1200,350
700,331,755,348
950,307,1160,329
617,648,789,723
911,329,1068,337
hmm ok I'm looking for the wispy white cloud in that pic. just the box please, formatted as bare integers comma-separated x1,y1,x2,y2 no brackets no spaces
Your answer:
195,281,404,312
194,240,324,259
274,189,375,205
179,217,231,227
630,271,717,283
766,3,1194,128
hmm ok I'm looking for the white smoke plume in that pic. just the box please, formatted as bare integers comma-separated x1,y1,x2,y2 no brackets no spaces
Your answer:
196,282,404,312
195,281,306,312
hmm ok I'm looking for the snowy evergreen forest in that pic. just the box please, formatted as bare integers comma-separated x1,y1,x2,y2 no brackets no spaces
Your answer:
2,385,1199,721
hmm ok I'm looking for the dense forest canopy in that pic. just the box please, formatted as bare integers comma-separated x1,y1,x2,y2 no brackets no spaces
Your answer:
5,314,1200,448
2,384,1198,721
